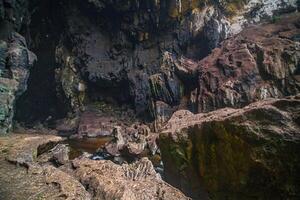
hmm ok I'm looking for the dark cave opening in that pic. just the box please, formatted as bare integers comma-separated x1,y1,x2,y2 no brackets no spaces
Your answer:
86,80,134,107
14,0,69,127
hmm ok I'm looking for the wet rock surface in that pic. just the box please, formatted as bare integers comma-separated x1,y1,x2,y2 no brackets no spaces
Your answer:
67,102,160,161
160,96,300,199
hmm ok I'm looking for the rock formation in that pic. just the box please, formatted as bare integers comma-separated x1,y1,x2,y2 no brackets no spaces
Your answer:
0,133,188,200
53,0,299,118
160,96,300,199
0,0,298,133
0,0,300,200
0,33,36,134
73,157,190,200
193,13,300,112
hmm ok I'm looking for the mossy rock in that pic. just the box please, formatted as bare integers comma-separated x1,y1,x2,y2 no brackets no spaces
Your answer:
159,99,300,199
221,0,249,16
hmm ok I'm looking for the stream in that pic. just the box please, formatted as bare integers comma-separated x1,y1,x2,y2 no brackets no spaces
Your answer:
64,137,164,176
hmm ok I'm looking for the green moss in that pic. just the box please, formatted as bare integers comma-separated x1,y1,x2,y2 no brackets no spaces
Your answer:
167,0,209,18
160,133,192,172
271,15,281,23
222,0,248,16
160,119,300,199
192,122,253,198
1,148,8,153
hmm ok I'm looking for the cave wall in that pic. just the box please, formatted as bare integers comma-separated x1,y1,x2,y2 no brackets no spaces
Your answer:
0,0,299,133
53,0,300,118
15,0,69,126
0,0,36,134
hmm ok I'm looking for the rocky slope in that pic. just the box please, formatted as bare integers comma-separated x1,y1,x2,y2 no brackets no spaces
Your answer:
0,133,189,200
159,96,300,199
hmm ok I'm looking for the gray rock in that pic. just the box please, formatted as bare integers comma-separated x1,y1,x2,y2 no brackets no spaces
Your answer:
0,33,36,134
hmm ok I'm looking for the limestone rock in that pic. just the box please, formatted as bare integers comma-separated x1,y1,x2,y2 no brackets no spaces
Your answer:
196,13,300,112
5,134,63,165
38,144,70,165
72,157,190,200
160,97,300,199
0,134,91,200
0,33,36,134
43,165,91,200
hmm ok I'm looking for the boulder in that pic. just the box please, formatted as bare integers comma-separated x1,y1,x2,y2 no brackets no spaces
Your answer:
72,157,190,200
159,97,300,199
0,134,91,200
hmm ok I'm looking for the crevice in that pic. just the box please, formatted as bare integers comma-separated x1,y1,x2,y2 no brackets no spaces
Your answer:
14,0,69,127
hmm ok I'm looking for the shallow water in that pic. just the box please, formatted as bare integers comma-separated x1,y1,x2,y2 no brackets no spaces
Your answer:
65,137,112,159
64,137,164,175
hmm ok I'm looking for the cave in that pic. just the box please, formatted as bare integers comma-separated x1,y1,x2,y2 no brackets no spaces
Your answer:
1,0,300,200
14,0,69,126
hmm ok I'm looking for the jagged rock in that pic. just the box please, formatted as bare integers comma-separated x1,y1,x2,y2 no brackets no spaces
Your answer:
149,73,182,106
0,0,297,131
195,13,300,112
55,45,86,114
0,33,36,134
72,157,190,200
0,134,91,200
43,165,91,200
104,123,156,158
38,144,70,165
151,101,177,131
50,0,298,118
5,134,62,165
72,102,157,158
104,126,125,156
159,97,300,199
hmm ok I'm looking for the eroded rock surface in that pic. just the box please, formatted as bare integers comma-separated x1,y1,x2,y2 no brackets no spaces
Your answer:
0,133,189,200
1,1,299,199
160,96,300,199
0,134,90,200
48,0,299,119
194,13,300,112
0,33,36,134
72,157,190,200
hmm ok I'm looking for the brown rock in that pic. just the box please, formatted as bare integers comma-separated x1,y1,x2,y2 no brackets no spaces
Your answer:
6,134,63,165
194,13,300,112
38,144,70,165
43,165,91,200
0,134,90,200
72,157,190,200
160,97,300,199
